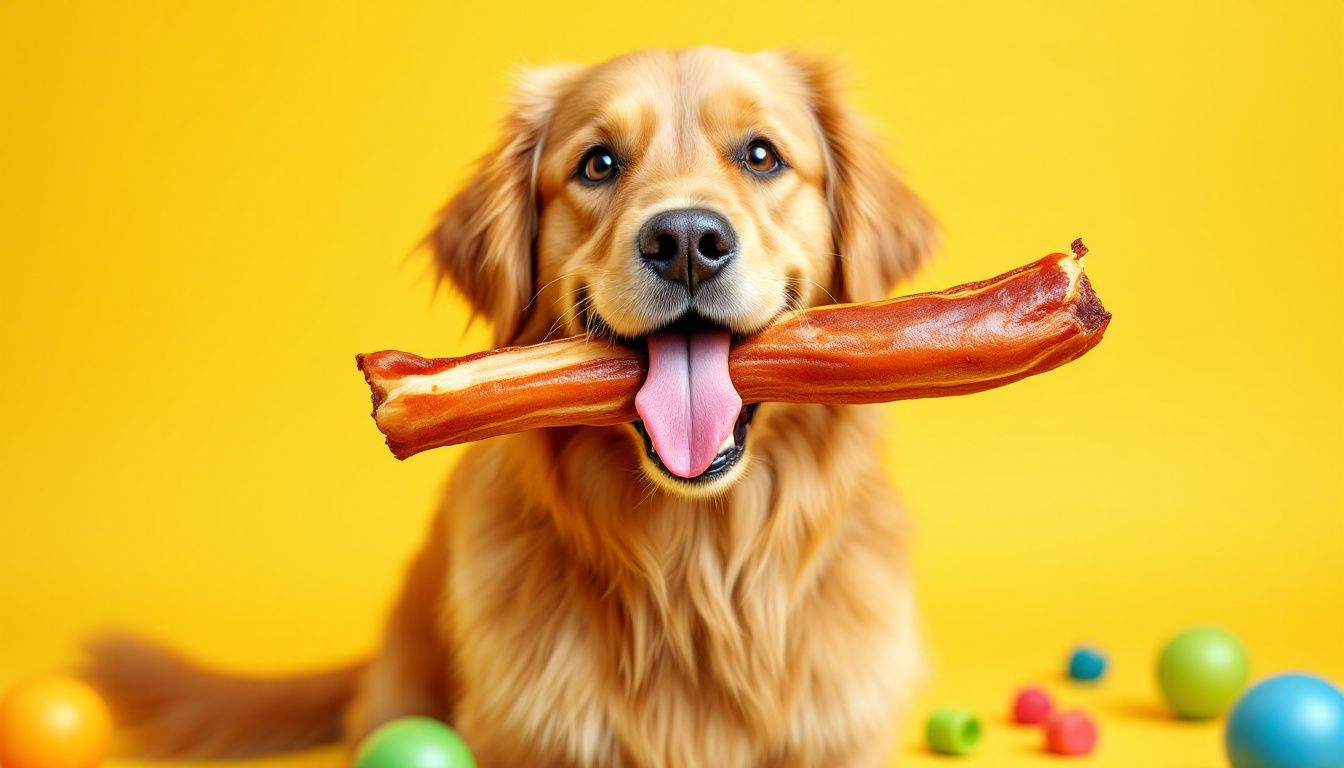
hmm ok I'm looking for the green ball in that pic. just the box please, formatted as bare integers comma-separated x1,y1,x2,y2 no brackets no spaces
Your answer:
354,717,477,768
1157,626,1250,719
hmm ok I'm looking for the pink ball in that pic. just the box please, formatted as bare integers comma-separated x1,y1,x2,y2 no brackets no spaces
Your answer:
1045,709,1098,756
1012,686,1054,724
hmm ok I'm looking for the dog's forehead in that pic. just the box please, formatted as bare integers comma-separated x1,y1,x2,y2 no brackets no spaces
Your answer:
544,50,823,175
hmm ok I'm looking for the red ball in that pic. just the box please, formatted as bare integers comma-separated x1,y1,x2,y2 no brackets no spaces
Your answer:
1045,709,1098,756
1012,686,1054,724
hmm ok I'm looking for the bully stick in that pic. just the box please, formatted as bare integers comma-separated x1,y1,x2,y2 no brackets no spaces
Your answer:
358,240,1111,459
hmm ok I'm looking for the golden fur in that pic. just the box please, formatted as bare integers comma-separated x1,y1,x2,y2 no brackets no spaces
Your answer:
88,48,938,767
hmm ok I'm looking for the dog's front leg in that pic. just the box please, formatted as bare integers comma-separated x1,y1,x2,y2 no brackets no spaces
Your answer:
766,742,893,768
344,511,455,748
831,742,894,768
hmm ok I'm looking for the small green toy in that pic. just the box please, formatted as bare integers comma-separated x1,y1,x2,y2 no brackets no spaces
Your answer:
925,708,981,755
354,716,477,768
1157,626,1250,719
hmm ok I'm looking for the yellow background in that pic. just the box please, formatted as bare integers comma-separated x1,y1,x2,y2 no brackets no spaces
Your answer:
2,1,1340,765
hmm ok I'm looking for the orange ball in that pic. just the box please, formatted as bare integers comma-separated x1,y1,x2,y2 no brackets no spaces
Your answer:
0,675,111,768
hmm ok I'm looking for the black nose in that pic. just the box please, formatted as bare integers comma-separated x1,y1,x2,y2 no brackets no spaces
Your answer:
637,208,738,290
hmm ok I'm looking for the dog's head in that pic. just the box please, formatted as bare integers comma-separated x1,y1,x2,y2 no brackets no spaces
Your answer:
432,48,936,496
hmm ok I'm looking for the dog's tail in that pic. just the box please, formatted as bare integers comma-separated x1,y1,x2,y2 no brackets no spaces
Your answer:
83,634,364,760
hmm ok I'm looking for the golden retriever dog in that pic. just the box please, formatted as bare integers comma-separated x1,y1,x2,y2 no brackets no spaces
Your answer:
89,47,938,767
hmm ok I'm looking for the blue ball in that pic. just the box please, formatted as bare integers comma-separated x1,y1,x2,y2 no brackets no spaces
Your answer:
1226,674,1344,768
1068,646,1107,681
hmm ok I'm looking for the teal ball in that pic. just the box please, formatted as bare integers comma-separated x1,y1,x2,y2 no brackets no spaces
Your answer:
1226,674,1344,768
1068,646,1108,681
354,717,477,768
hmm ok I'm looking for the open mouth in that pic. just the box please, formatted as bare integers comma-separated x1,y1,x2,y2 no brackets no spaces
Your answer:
635,403,758,482
609,312,756,483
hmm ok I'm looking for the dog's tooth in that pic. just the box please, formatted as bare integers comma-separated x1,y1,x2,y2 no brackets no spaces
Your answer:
719,434,735,453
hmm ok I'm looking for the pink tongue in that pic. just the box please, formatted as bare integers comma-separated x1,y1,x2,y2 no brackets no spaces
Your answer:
635,329,742,478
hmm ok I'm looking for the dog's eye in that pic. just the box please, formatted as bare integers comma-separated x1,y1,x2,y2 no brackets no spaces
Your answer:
578,146,618,184
742,140,783,176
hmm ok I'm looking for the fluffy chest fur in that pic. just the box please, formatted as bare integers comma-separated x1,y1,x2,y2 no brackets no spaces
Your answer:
439,403,923,767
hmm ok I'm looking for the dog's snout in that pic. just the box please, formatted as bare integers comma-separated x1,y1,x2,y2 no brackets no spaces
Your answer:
637,208,738,290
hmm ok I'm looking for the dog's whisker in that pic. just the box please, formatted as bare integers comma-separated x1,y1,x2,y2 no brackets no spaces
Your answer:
555,303,591,341
580,289,650,346
636,478,660,508
546,279,598,312
787,274,840,307
525,267,618,316
541,309,575,342
778,280,822,344
522,271,583,315
583,304,611,343
543,294,593,341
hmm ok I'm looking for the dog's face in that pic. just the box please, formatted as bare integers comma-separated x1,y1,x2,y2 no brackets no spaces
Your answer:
534,49,834,338
433,48,936,496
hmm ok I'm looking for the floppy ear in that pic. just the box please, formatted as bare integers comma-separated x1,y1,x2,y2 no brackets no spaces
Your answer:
429,65,578,345
788,54,939,303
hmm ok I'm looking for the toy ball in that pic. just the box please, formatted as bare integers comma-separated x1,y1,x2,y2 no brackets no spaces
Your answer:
354,716,477,768
0,675,112,768
1226,673,1344,768
1157,625,1250,719
1012,686,1055,725
1045,709,1098,756
1068,646,1107,682
925,707,981,755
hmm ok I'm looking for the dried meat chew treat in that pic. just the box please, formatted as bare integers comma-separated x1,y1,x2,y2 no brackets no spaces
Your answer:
729,239,1111,404
357,337,645,459
358,241,1110,459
